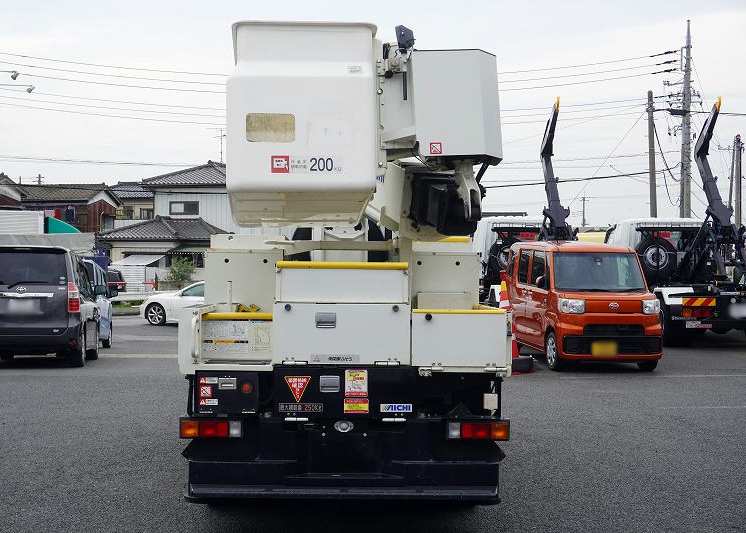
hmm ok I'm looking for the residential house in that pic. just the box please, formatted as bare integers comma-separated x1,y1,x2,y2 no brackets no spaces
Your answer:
142,160,261,234
0,173,24,209
19,183,121,233
97,215,227,289
111,181,154,223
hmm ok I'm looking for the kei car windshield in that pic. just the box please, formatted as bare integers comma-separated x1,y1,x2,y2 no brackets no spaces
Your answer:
553,252,646,292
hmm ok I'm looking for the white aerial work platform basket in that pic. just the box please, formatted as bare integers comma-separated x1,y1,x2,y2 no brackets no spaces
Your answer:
227,21,379,226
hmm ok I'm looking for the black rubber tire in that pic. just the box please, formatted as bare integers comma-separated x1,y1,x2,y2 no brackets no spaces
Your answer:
637,360,658,372
487,238,518,278
711,327,730,335
69,328,86,367
660,305,692,347
512,355,535,373
636,236,677,284
102,323,112,348
545,331,565,371
145,303,167,326
85,324,99,360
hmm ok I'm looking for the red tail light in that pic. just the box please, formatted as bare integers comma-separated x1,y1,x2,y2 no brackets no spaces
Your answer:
447,420,510,441
693,308,713,318
67,282,80,313
179,417,242,439
199,420,229,437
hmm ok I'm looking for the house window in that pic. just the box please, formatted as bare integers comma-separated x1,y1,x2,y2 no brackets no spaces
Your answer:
140,208,153,219
123,206,134,219
170,201,199,215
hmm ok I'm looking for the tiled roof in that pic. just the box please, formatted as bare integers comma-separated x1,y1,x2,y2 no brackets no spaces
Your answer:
0,174,25,196
19,183,121,204
97,215,227,241
111,181,154,199
143,161,226,187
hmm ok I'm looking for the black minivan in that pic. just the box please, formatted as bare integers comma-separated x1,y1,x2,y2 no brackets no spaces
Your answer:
0,246,102,367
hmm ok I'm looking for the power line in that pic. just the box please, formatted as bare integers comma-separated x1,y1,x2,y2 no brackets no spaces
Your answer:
0,60,225,85
14,72,225,94
1,87,224,110
0,155,200,167
497,151,678,165
0,51,228,76
503,111,642,125
502,103,645,118
497,50,676,74
1,94,224,118
1,102,225,126
500,70,676,92
482,167,679,189
653,121,680,207
502,97,645,112
500,60,676,84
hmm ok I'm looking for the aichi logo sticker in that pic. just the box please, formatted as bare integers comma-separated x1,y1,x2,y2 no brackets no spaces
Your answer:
285,376,311,403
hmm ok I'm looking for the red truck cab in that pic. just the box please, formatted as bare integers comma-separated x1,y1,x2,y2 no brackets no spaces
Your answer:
506,241,663,371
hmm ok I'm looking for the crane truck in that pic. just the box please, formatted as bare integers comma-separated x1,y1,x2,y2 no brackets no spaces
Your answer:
606,99,746,345
177,21,512,504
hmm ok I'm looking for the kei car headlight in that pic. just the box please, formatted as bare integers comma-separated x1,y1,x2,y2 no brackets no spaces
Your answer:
558,298,585,314
642,299,660,315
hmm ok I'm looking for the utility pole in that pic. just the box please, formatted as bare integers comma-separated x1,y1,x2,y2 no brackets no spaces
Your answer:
679,20,693,218
211,128,226,163
35,173,43,185
581,196,588,227
647,90,657,217
736,134,743,227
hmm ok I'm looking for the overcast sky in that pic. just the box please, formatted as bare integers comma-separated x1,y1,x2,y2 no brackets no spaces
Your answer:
1,0,744,225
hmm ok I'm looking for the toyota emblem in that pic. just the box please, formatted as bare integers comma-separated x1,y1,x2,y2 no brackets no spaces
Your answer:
609,302,619,310
16,286,26,294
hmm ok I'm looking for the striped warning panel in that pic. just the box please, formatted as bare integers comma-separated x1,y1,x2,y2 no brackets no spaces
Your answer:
683,297,716,307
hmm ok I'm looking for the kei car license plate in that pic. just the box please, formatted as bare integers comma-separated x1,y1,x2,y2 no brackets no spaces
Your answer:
591,340,617,357
7,298,36,314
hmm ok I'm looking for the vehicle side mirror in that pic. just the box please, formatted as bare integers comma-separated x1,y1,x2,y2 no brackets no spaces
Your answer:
94,284,107,296
535,275,547,289
109,288,118,298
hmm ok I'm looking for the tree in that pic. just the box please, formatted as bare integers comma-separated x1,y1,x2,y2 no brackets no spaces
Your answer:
168,256,195,282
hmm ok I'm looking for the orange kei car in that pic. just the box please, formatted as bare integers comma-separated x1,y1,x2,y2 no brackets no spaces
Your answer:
505,241,663,371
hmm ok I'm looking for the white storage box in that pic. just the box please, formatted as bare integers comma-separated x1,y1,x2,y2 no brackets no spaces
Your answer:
275,261,409,303
411,308,509,371
227,21,379,226
273,302,410,365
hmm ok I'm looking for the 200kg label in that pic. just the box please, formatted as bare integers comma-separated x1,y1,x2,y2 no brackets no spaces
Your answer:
309,157,336,172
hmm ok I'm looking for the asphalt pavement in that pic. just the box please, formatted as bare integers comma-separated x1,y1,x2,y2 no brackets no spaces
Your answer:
1,315,745,532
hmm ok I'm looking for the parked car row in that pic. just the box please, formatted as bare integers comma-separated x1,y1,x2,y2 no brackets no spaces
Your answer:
0,245,118,367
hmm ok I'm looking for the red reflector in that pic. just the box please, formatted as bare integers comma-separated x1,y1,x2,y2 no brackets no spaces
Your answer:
198,420,229,438
461,423,491,439
241,381,253,394
693,308,713,318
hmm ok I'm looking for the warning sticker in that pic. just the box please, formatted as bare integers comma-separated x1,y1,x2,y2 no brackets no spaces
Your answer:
429,142,442,155
278,403,323,413
343,398,369,414
249,322,272,352
345,369,368,397
270,155,343,174
199,385,212,398
199,398,218,406
285,376,311,403
198,376,218,384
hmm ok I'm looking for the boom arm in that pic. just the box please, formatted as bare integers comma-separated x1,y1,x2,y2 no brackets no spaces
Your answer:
538,98,575,241
675,98,746,284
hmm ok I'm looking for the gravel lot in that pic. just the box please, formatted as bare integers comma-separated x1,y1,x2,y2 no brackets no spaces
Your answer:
1,315,744,532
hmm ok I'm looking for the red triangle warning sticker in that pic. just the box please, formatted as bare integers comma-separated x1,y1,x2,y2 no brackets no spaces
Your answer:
285,376,311,403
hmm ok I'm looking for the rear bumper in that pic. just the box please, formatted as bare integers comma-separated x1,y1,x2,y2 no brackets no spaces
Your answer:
187,483,498,503
183,417,503,503
0,325,79,354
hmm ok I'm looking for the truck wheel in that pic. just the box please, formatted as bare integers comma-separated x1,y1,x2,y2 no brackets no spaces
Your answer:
545,331,564,371
85,325,99,360
69,328,86,367
637,361,658,372
636,237,676,283
488,238,518,276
